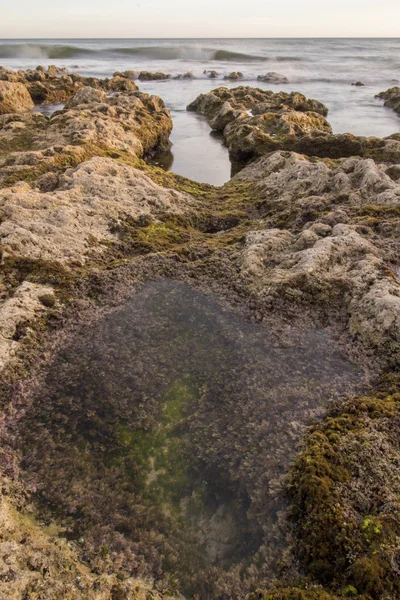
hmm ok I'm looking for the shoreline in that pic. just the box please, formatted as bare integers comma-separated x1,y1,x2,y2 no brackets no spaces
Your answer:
0,66,400,599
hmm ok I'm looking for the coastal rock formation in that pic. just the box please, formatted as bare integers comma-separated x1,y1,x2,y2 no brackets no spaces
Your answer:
0,81,34,115
257,72,289,83
138,71,171,81
187,86,329,121
0,86,172,190
204,69,218,78
173,71,194,80
188,86,400,162
223,71,243,80
0,66,138,105
1,74,400,600
113,70,139,80
376,86,400,114
0,157,196,264
238,150,400,362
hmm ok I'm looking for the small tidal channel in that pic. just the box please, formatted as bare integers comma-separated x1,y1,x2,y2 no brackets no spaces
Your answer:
19,280,365,595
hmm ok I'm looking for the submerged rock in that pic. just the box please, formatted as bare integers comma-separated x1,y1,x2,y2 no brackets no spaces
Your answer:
204,69,219,78
257,72,289,84
173,71,194,80
0,81,34,115
224,71,243,80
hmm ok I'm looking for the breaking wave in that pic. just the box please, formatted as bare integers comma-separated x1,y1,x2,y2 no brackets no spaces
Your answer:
0,43,302,63
0,44,95,59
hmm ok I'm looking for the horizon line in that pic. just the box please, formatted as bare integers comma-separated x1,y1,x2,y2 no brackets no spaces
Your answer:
1,36,400,40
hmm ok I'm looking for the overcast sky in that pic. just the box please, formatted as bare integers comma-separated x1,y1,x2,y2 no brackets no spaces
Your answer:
1,0,399,38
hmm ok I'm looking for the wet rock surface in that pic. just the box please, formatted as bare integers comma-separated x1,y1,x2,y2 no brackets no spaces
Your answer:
0,72,400,600
18,280,365,596
188,86,400,163
376,86,400,115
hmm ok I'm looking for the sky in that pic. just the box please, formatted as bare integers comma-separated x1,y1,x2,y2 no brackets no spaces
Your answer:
0,0,399,38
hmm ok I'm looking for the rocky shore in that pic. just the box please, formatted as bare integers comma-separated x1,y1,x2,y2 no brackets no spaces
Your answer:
0,69,400,600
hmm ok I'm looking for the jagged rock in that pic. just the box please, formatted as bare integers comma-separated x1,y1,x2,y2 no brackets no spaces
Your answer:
238,150,400,360
188,87,329,120
47,64,68,78
138,71,171,81
0,67,137,106
376,86,400,114
108,75,138,92
64,86,107,108
0,89,173,180
351,81,365,86
0,82,34,115
187,86,400,162
257,72,289,84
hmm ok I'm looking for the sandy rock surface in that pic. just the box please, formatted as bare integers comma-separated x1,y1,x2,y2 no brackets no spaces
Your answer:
0,81,34,115
0,157,196,264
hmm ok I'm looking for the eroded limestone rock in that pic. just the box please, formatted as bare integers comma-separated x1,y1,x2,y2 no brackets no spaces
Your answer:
238,150,400,361
0,82,34,115
0,157,197,264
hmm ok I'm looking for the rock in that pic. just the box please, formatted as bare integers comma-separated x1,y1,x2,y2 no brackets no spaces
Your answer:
47,65,68,78
237,150,400,359
376,86,400,115
64,86,107,108
0,89,173,175
204,70,218,78
257,72,289,84
187,85,400,163
0,157,197,264
0,66,140,106
113,70,138,80
173,72,194,80
108,75,138,92
351,81,365,86
138,71,171,81
0,281,54,371
188,86,335,161
0,82,34,115
223,72,243,80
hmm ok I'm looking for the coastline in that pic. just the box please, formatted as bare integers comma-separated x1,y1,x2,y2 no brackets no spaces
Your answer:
0,65,400,599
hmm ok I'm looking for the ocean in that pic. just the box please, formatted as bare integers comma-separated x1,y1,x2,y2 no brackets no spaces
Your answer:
1,38,400,184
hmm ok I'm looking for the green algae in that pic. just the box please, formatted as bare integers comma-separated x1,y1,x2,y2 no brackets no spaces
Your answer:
114,378,200,507
288,390,400,599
